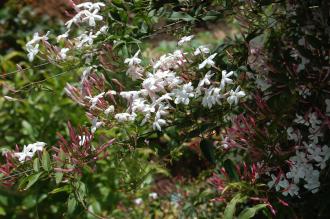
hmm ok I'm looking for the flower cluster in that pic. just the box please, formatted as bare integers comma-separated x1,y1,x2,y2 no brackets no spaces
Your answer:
25,2,107,63
14,142,46,163
64,36,246,132
111,38,245,131
268,111,329,196
26,32,50,61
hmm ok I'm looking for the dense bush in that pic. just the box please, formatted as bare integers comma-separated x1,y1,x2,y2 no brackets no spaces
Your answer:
0,0,329,218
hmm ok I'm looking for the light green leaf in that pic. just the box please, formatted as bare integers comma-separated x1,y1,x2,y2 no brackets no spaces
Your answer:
33,158,40,172
42,150,51,171
55,172,63,184
49,185,71,194
0,206,5,216
238,204,268,219
67,195,77,214
170,12,195,22
224,194,247,219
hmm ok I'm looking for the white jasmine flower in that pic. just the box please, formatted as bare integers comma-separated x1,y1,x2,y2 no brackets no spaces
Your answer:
319,145,330,169
131,98,149,112
286,164,306,184
65,11,85,28
194,45,210,56
173,82,194,105
307,146,323,163
26,32,49,62
91,117,103,133
202,87,222,109
267,174,281,191
82,9,103,26
134,198,143,205
198,71,214,87
78,135,90,146
27,44,39,62
282,184,299,197
104,105,115,115
308,112,321,129
293,114,309,126
126,65,144,81
76,2,105,11
220,70,234,89
56,30,70,42
14,146,34,163
115,113,136,123
221,137,230,149
86,92,105,109
124,50,141,66
120,91,141,102
59,48,69,60
326,99,330,115
286,127,300,142
107,90,117,96
149,192,158,199
153,51,186,70
178,35,194,46
77,32,97,48
297,85,311,99
304,170,320,193
154,94,172,105
96,25,108,36
153,117,167,131
198,53,217,69
26,31,50,48
227,86,246,105
27,142,46,154
14,142,46,163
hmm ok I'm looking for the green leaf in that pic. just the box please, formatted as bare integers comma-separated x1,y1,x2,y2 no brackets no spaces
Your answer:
49,185,71,194
0,206,5,216
224,194,247,219
170,12,195,22
223,159,239,181
238,204,268,219
42,150,51,171
33,158,40,172
55,172,63,184
25,172,43,190
140,22,148,34
67,195,77,214
200,139,216,163
201,11,221,21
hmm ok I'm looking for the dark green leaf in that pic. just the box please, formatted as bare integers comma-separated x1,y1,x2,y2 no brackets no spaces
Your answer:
42,150,51,171
200,139,216,164
25,172,43,190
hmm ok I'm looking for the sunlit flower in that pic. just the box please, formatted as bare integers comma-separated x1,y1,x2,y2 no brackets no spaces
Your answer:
124,50,141,66
227,86,246,105
82,10,103,26
59,48,69,60
220,70,234,89
194,45,210,56
173,82,194,105
178,35,194,46
198,53,217,69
